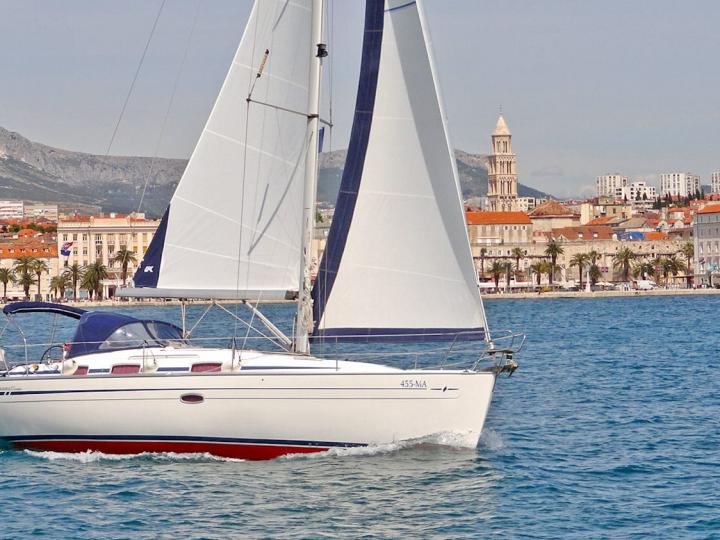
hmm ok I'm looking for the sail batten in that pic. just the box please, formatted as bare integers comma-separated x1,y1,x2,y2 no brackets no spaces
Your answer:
312,0,488,342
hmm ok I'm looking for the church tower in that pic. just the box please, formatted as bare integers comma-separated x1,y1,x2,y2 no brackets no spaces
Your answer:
487,114,518,211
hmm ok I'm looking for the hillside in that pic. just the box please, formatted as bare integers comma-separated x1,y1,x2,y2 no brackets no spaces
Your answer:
0,126,551,217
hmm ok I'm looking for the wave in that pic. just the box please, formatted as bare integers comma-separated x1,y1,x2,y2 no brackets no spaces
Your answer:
282,430,480,461
23,450,246,463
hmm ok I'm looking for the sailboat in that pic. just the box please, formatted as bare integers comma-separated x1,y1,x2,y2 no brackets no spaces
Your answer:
0,0,520,460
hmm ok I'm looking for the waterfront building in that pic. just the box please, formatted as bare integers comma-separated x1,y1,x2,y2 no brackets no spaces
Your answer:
486,114,518,211
466,211,532,253
57,212,160,297
712,172,720,194
528,200,581,232
0,231,59,300
660,172,700,198
596,174,628,198
694,203,720,285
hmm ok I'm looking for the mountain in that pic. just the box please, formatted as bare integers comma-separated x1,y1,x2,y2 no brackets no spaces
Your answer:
0,126,551,217
318,149,551,202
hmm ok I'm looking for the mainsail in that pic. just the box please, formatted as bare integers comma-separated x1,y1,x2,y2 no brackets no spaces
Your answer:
312,0,488,341
129,0,312,299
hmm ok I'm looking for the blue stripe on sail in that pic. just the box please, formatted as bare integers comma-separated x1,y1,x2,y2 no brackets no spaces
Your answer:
386,1,416,13
310,327,486,343
133,205,170,287
311,0,385,333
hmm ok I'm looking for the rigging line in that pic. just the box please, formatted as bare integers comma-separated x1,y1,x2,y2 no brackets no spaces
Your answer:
136,0,201,214
105,0,167,156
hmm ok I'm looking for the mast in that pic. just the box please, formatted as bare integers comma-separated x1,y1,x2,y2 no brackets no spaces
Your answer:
294,0,324,353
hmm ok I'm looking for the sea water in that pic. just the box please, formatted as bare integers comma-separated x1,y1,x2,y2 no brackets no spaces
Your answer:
1,296,719,538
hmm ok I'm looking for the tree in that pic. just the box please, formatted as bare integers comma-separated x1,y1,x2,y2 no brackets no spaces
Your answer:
479,248,487,278
66,263,84,300
666,255,687,285
529,262,544,286
510,247,525,272
488,261,505,292
544,239,564,285
613,247,637,281
17,272,36,299
632,262,655,280
82,261,109,300
112,248,138,287
31,259,49,297
589,264,602,286
503,260,513,291
50,273,72,300
0,267,15,300
654,257,670,285
570,253,590,290
680,242,694,287
13,256,37,299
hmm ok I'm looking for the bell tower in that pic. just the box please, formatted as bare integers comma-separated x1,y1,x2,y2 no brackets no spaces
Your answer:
487,114,518,211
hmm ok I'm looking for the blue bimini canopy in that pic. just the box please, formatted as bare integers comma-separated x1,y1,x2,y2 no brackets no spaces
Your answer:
67,311,186,359
3,301,87,319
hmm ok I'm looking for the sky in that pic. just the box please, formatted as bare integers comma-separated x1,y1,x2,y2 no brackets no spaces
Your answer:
1,0,719,198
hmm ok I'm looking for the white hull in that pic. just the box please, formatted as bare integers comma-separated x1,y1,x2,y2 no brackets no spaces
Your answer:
0,351,497,459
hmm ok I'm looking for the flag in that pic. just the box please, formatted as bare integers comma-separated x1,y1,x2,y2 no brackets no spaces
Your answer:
60,241,73,257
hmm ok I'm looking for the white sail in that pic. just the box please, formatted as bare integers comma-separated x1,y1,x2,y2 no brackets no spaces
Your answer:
313,0,488,340
131,0,312,298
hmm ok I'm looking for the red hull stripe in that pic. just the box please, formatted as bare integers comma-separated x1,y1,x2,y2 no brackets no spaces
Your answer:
12,439,330,460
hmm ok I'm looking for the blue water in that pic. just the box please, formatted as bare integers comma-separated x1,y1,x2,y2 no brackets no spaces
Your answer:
1,296,719,538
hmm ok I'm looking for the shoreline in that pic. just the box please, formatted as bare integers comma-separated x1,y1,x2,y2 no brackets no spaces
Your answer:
481,288,720,300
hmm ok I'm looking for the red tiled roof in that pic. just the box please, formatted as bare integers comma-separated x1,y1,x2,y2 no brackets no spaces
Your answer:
529,200,578,217
466,211,531,225
587,216,614,225
549,226,614,240
644,231,668,240
697,204,720,214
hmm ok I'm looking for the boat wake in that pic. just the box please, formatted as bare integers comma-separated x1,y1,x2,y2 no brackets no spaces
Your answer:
479,429,505,451
23,450,246,463
282,431,480,461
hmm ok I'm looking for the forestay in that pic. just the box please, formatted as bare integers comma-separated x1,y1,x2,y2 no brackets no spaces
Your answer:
128,0,312,299
312,0,488,341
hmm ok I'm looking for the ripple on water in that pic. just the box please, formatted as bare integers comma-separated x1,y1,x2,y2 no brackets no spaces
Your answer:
1,296,720,538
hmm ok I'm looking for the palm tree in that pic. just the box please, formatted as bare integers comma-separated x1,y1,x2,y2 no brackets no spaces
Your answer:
65,263,84,300
488,261,505,292
633,261,655,280
613,247,636,281
666,255,687,286
510,247,525,273
529,262,544,286
112,248,138,287
0,267,15,301
680,242,694,287
31,259,49,297
589,264,602,286
13,256,37,299
654,257,670,285
82,261,109,300
479,247,487,278
569,253,590,290
544,239,564,284
17,272,36,299
587,250,600,265
50,273,72,300
503,260,514,291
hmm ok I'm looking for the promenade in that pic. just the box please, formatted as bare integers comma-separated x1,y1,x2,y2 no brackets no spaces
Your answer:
482,287,720,300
